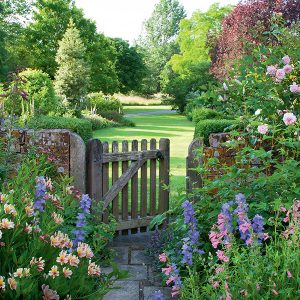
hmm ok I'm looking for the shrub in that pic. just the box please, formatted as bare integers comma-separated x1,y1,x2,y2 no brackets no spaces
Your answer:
192,108,225,124
194,119,237,145
86,93,123,115
26,116,93,142
81,110,116,130
2,69,59,116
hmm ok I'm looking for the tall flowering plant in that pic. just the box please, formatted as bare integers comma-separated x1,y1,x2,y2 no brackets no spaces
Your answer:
0,157,112,299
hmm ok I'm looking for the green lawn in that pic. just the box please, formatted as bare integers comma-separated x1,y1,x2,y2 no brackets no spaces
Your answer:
123,105,172,115
93,109,195,207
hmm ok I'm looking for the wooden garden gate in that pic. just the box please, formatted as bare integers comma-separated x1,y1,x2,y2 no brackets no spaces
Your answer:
86,138,170,234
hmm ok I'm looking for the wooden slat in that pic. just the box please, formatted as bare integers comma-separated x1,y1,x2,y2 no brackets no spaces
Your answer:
131,140,138,223
122,141,129,221
86,139,102,202
102,142,109,223
158,139,170,214
112,141,119,220
140,139,147,218
116,216,154,231
102,150,158,163
186,139,204,197
150,139,157,216
102,156,147,210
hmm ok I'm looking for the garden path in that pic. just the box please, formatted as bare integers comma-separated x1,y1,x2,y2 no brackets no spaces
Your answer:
103,232,173,300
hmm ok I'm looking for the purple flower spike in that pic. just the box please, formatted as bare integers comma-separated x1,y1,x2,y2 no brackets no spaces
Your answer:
33,177,47,212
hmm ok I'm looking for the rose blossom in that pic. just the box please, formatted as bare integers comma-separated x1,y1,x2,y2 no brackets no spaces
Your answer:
282,55,291,65
275,69,285,81
257,124,269,134
290,82,300,93
266,65,277,76
283,113,297,125
283,64,293,73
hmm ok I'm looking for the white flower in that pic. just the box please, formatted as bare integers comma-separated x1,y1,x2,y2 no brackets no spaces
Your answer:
255,109,262,116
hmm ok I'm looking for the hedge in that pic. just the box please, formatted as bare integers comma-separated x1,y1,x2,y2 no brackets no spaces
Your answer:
192,108,225,124
194,119,237,145
86,93,123,115
26,116,93,142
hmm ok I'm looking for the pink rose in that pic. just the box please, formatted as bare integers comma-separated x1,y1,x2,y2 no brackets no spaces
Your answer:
283,64,293,73
283,112,297,125
290,82,300,93
266,65,277,76
282,55,291,65
275,69,285,81
159,253,167,263
257,124,269,134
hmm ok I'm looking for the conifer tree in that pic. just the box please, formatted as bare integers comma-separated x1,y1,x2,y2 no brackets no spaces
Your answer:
54,19,90,111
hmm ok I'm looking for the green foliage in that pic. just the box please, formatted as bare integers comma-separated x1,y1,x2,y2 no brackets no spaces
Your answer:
81,110,116,130
113,38,147,94
138,0,186,93
0,156,115,298
86,93,123,115
194,119,236,145
26,116,93,142
2,69,59,117
161,4,232,111
54,20,90,110
191,108,225,124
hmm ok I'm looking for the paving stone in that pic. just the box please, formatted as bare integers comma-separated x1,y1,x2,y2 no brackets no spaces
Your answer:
118,264,148,281
143,286,173,300
103,280,140,300
112,247,129,264
130,249,152,265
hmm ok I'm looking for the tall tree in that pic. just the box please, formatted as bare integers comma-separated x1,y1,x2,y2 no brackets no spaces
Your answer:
54,20,89,110
24,0,119,93
113,38,147,94
139,0,186,93
0,0,32,80
161,4,232,111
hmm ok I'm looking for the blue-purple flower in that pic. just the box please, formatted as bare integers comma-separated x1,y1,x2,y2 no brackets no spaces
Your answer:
73,194,92,246
33,176,47,212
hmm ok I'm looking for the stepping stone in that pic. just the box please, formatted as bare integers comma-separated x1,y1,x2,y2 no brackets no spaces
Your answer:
103,280,140,300
143,286,173,300
112,247,129,264
130,249,151,265
118,264,148,281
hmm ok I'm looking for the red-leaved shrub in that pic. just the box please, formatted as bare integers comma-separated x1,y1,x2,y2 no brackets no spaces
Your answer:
210,0,300,79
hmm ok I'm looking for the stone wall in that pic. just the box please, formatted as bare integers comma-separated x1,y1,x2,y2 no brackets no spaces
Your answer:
0,129,86,193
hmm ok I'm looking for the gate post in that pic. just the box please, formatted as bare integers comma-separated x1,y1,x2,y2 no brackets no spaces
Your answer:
159,138,170,213
186,138,203,197
86,139,103,202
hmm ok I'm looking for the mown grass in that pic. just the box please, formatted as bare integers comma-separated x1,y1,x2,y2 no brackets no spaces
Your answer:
93,109,194,208
124,105,172,115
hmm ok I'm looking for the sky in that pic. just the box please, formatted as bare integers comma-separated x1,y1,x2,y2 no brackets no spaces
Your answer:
75,0,238,44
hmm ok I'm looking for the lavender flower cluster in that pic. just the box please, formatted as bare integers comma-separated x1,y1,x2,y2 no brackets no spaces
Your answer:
73,194,92,246
210,193,268,247
33,176,47,212
181,200,204,265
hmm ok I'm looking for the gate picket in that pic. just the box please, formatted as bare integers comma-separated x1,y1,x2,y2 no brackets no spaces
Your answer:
131,140,138,233
102,142,109,223
150,139,157,215
122,141,129,222
112,141,119,220
140,139,147,218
